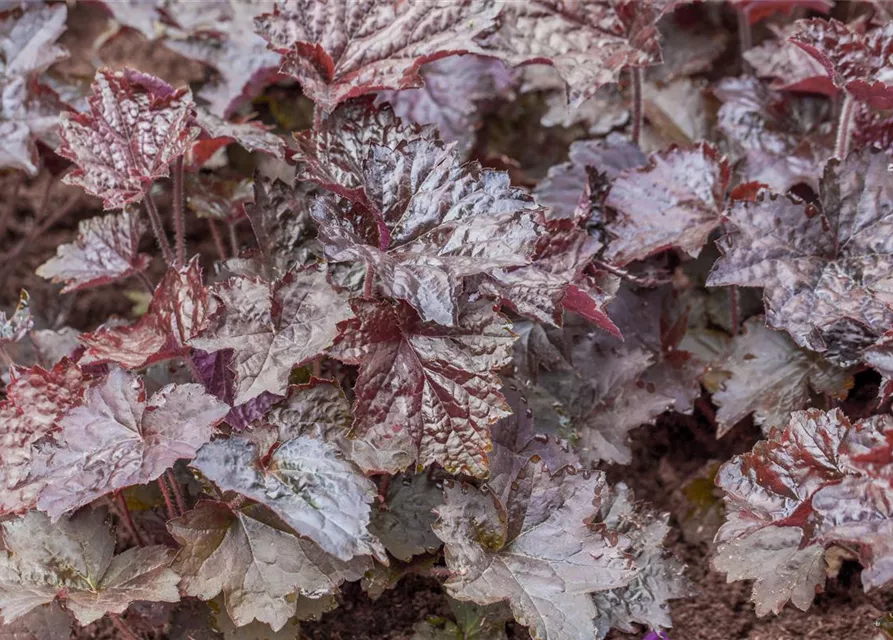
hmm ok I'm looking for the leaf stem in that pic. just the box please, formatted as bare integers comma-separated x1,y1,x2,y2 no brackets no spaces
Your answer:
172,157,186,267
109,613,140,640
227,221,239,257
143,193,175,265
630,66,643,146
115,490,145,546
737,7,753,73
135,271,155,294
166,469,188,516
158,476,177,520
835,93,855,159
364,262,375,298
208,219,227,261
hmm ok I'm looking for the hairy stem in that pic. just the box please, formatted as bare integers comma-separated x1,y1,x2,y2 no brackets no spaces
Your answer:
364,262,375,298
729,285,739,336
143,193,174,265
835,93,855,159
109,614,140,640
166,469,188,516
737,7,753,73
227,222,239,257
630,66,643,146
115,490,145,546
207,219,227,261
172,157,186,267
158,476,178,520
135,271,155,294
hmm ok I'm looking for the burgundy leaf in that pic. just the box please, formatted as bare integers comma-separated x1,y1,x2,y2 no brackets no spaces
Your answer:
29,368,228,520
745,23,836,95
480,214,619,334
169,500,369,630
190,264,352,404
254,0,500,112
192,349,280,431
0,290,32,346
329,299,515,478
0,602,71,639
433,469,635,640
533,286,703,465
709,317,852,438
186,174,253,224
0,2,68,77
36,209,151,293
163,0,281,118
481,0,674,108
193,108,286,160
0,358,90,515
192,431,386,562
370,474,444,562
708,149,893,364
57,68,199,209
533,133,647,222
79,255,215,369
603,143,731,266
715,75,834,193
292,98,436,203
591,483,689,637
790,18,893,108
243,176,314,278
0,509,179,625
264,378,413,475
307,116,543,325
652,9,729,83
375,55,513,156
519,65,630,136
714,408,893,615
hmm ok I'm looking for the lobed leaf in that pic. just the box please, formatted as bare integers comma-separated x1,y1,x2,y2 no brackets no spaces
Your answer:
482,0,672,108
29,368,228,519
710,317,852,437
708,149,893,364
191,264,352,405
603,143,730,265
79,255,216,368
191,432,385,562
434,468,635,640
57,68,199,209
0,509,179,625
169,500,369,631
330,299,515,478
254,0,500,112
36,209,151,293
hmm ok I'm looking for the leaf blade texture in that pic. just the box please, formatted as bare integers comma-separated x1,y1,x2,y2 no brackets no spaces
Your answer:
0,509,179,625
57,68,199,209
254,0,500,112
30,368,229,519
36,209,152,293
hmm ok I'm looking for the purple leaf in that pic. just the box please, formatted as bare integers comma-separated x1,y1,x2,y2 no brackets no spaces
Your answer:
190,264,353,404
36,209,151,293
30,368,228,519
330,299,516,478
0,509,179,625
254,0,500,112
57,68,199,209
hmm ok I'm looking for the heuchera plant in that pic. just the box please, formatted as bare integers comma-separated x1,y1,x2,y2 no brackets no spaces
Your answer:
3,1,893,639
